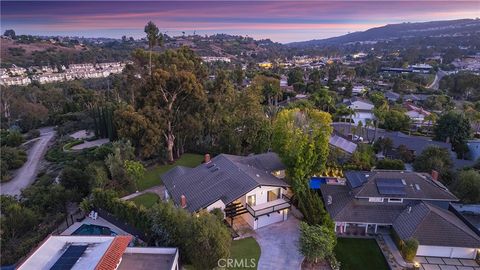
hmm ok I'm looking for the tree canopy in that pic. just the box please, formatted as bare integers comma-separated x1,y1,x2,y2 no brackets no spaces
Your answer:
272,108,332,195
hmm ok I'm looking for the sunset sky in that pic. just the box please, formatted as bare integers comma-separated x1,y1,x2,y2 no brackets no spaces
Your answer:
1,1,479,43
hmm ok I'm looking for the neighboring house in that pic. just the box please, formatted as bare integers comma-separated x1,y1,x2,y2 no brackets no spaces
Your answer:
352,85,367,96
403,94,430,103
404,103,431,126
320,170,480,259
329,133,357,155
385,91,400,102
162,152,291,230
393,202,480,259
343,97,375,125
17,235,179,270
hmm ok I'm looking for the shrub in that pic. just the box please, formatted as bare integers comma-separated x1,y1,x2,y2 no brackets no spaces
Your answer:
0,130,24,147
210,208,224,222
299,221,336,263
450,170,480,203
25,129,40,140
402,238,419,262
298,190,333,228
376,159,405,170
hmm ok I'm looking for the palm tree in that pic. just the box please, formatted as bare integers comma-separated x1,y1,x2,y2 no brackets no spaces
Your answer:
373,101,389,140
144,21,163,76
365,119,373,142
424,113,438,136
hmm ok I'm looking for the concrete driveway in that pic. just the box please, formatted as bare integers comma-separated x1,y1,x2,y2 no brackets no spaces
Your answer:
253,216,304,270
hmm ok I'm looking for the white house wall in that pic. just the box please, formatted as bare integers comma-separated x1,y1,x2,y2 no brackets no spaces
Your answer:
245,186,284,206
206,200,226,212
416,245,477,259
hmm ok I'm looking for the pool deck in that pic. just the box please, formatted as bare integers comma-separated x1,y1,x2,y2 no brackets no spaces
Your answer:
61,216,131,236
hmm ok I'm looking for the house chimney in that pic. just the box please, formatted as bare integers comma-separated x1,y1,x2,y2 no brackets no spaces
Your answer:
204,154,211,164
431,170,439,181
181,195,187,208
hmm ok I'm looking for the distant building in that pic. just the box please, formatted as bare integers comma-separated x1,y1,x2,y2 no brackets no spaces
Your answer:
8,66,27,76
343,97,375,125
201,56,231,63
404,103,431,126
385,91,400,102
352,85,367,95
409,64,433,74
258,61,273,69
0,76,31,86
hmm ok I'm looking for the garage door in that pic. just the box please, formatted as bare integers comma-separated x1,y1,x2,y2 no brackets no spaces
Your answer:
257,212,284,229
417,245,476,259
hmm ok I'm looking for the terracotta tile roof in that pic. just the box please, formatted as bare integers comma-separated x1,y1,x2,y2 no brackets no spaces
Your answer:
95,236,132,270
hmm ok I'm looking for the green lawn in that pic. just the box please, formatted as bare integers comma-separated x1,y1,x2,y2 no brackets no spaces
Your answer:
334,238,389,270
130,193,160,208
138,153,203,191
229,237,261,270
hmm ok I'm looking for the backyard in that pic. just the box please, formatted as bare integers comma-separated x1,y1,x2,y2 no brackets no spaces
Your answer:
130,193,160,208
229,237,261,270
334,238,389,270
138,153,203,191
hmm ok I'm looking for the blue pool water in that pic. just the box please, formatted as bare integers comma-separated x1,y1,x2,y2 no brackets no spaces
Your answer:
309,177,327,189
72,224,117,236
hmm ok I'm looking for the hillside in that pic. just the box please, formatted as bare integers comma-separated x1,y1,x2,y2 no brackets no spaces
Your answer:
288,19,480,47
0,38,88,67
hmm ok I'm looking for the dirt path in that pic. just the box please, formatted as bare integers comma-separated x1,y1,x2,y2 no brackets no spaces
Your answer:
1,127,56,196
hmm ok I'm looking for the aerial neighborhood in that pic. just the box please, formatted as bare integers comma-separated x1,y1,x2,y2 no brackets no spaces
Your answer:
1,6,480,270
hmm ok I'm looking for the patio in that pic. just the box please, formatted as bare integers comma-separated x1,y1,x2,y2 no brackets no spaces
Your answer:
414,256,480,270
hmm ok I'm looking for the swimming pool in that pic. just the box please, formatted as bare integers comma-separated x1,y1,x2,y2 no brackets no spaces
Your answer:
72,224,117,236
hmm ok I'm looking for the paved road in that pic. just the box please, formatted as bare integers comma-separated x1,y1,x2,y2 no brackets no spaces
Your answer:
1,127,56,196
427,70,446,90
254,216,303,270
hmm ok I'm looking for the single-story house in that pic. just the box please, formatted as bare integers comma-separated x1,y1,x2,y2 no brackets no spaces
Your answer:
162,152,291,230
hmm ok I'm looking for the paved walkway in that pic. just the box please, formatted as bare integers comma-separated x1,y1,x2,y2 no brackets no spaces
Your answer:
121,185,166,201
415,256,480,270
253,216,303,270
1,127,56,196
381,233,411,268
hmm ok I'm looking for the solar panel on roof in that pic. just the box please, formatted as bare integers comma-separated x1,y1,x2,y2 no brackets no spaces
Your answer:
50,245,87,270
345,171,368,188
376,178,406,196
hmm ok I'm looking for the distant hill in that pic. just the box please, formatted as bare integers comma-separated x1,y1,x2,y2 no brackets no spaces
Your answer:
288,19,480,47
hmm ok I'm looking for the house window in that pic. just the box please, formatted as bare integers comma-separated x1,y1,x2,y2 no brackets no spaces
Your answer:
247,195,256,207
267,188,281,202
368,197,384,203
388,198,403,203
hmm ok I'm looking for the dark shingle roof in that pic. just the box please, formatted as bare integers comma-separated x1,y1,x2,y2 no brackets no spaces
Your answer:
162,153,288,212
320,184,405,224
393,202,480,248
330,134,357,154
332,122,452,155
353,171,458,201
